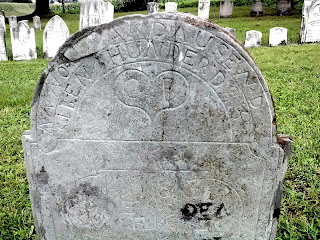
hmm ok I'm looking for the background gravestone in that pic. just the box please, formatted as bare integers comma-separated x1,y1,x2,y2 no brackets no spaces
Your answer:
198,0,210,20
219,0,233,18
0,16,5,32
79,0,114,30
11,21,37,60
251,0,264,16
147,2,159,14
300,0,320,43
0,29,8,61
276,0,291,15
21,20,29,26
0,10,4,17
269,27,287,46
33,16,41,30
8,16,17,29
165,2,178,12
43,15,70,59
23,13,291,240
244,30,262,48
224,27,235,37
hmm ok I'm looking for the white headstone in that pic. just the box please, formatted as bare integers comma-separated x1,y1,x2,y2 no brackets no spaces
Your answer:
224,27,235,37
198,0,210,20
147,2,159,14
33,16,41,30
21,20,29,26
0,16,5,32
43,15,70,59
244,30,262,48
11,21,37,60
0,30,8,61
269,27,287,46
300,0,320,43
79,0,114,30
23,13,291,240
8,16,17,29
165,2,178,13
219,0,233,18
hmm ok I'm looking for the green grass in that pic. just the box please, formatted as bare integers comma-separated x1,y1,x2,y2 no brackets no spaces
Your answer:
0,6,319,240
0,2,35,17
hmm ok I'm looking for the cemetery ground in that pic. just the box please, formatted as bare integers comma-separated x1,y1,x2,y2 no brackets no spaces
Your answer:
0,5,319,240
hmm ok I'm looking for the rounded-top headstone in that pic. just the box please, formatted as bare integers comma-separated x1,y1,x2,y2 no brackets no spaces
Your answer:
147,2,159,15
23,13,290,240
165,2,178,13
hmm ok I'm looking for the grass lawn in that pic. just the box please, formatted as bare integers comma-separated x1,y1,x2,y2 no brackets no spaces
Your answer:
0,6,319,240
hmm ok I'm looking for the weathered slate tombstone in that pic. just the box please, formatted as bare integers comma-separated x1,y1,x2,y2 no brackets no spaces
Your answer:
43,15,70,59
33,15,41,30
245,30,262,48
251,0,264,16
0,29,8,61
0,15,5,32
224,27,235,37
198,0,210,20
8,15,17,29
300,0,320,43
165,2,177,13
269,27,287,46
11,21,37,60
79,0,114,30
147,2,159,14
23,13,291,240
276,0,291,15
219,0,233,18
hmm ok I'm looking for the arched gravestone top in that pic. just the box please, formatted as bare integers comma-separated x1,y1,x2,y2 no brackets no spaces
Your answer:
23,13,290,240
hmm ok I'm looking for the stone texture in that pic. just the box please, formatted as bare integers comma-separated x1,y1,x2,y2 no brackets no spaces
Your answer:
0,16,5,32
251,0,264,16
198,0,210,20
0,29,8,61
79,0,114,30
165,2,177,13
276,0,291,15
224,27,235,37
244,30,262,48
8,15,17,29
269,27,287,46
21,20,29,26
11,21,37,60
43,15,70,59
33,15,41,30
23,13,290,240
219,0,233,18
300,0,320,43
0,10,4,17
147,2,159,14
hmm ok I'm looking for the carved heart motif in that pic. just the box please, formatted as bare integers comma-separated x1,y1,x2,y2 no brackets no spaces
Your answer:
115,70,189,119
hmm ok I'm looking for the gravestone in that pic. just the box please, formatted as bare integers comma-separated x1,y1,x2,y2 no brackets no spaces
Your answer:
224,27,235,37
251,0,264,16
276,0,291,15
0,10,4,17
165,2,177,13
244,30,262,48
21,20,29,26
43,15,70,59
147,2,159,14
33,16,41,30
219,0,233,18
300,0,320,43
23,13,291,240
8,16,17,29
0,15,5,32
269,27,287,46
79,0,114,30
0,30,8,61
198,0,210,20
11,21,37,60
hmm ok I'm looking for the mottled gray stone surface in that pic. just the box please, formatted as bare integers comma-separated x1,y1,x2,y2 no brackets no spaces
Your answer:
147,2,159,14
300,0,320,43
251,0,264,16
198,0,210,20
33,16,41,30
79,0,114,30
0,16,5,32
0,29,8,61
43,15,70,59
224,27,235,37
219,0,233,18
165,2,177,13
23,13,291,240
8,15,17,29
269,27,287,46
11,21,37,60
245,30,262,48
276,0,291,15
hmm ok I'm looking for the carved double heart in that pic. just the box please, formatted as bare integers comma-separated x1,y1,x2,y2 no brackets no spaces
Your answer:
115,70,190,119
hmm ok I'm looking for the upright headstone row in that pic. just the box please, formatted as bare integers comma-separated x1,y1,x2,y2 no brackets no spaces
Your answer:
244,27,288,48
